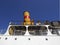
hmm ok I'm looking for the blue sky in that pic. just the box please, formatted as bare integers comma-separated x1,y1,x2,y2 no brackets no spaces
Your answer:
0,0,59,34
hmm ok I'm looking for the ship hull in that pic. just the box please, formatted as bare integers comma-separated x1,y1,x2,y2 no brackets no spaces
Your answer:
0,36,60,45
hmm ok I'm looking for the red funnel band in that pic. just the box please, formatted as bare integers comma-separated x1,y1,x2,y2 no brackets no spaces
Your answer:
24,16,30,18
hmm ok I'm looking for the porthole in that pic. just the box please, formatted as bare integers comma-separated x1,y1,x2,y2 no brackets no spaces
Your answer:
5,37,8,40
28,38,30,40
15,38,17,40
45,38,48,41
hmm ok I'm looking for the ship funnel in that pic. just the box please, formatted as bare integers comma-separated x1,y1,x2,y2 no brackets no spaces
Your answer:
23,11,31,25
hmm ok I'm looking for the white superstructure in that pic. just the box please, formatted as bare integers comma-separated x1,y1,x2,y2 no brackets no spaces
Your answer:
0,24,60,45
0,11,60,45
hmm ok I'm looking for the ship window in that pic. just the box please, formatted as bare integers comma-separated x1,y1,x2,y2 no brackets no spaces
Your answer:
9,26,26,35
28,26,47,35
48,26,60,35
